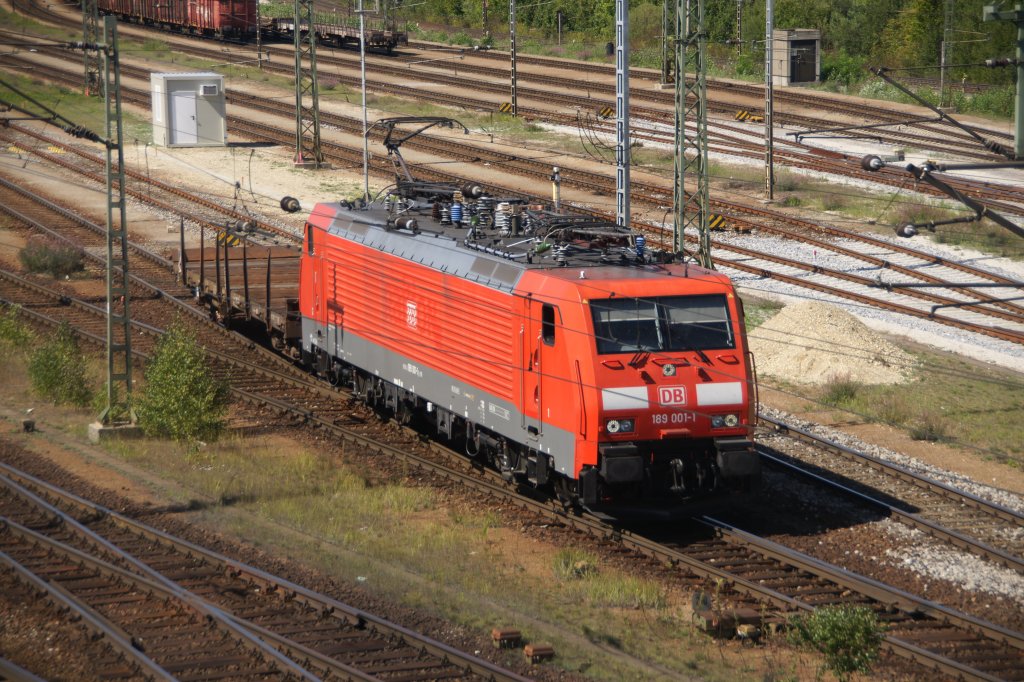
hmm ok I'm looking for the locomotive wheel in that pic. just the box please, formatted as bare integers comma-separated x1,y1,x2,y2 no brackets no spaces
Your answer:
354,374,373,405
394,400,413,425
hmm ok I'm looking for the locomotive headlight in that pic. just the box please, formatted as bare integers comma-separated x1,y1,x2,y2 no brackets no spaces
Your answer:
711,414,740,428
605,418,635,434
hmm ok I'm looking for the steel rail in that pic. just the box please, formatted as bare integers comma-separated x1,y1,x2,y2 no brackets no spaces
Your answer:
0,176,326,385
0,517,316,681
9,53,1022,318
0,461,532,682
0,467,511,682
0,547,176,681
702,518,1024,679
759,449,1024,573
232,115,1024,344
758,414,1024,527
4,2,1011,160
403,39,1016,143
0,267,342,407
2,253,1020,681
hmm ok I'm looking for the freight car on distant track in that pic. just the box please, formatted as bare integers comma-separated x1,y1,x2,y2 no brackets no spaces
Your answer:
266,15,407,53
95,0,407,49
97,0,257,38
182,117,759,511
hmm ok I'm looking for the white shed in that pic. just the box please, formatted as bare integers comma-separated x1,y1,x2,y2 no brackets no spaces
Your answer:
151,72,227,147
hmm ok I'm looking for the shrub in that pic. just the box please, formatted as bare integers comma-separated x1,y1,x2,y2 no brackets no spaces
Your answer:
734,51,761,78
910,411,948,442
789,605,884,680
0,305,33,355
875,394,910,426
821,193,847,212
774,172,800,192
821,373,860,405
822,51,867,88
135,320,230,444
19,237,85,278
27,321,92,406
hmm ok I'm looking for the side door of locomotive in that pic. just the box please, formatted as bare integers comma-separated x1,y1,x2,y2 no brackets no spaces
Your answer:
326,262,343,359
521,300,558,439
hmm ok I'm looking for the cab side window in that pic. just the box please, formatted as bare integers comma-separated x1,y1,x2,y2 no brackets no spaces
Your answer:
542,304,556,346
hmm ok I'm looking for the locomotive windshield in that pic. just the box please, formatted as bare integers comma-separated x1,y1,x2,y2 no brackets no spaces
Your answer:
590,294,735,354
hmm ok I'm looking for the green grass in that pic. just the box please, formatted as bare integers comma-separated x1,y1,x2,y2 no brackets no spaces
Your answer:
100,430,740,680
742,296,783,330
0,8,80,42
805,350,1024,463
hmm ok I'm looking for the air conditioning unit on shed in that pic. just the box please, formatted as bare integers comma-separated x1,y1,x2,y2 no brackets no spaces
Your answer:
200,83,219,96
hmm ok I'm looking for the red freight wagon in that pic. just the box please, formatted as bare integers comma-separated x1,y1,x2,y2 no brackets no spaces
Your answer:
296,191,759,509
97,0,256,37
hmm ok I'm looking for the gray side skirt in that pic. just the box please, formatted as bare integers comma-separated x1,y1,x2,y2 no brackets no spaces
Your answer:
302,317,578,476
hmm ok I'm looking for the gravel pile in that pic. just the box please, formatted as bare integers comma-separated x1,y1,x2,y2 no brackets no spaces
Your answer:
719,232,1024,374
749,301,916,385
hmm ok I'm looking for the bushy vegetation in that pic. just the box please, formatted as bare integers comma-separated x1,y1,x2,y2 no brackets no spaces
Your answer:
135,320,230,444
19,237,85,279
789,605,885,680
821,373,861,406
379,0,1015,116
27,321,92,406
0,305,33,357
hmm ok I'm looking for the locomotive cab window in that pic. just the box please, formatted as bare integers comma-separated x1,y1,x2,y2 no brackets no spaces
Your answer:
306,223,314,255
591,294,734,354
542,304,556,346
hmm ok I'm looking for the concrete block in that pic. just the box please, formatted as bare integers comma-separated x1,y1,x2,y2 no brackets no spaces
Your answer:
88,421,144,444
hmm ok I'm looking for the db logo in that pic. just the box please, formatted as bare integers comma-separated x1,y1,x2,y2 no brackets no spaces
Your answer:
658,386,686,406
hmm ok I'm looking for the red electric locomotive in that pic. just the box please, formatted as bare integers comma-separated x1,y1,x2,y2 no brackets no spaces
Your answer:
296,119,759,508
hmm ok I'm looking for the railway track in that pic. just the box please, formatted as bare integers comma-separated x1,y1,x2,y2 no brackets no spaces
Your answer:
6,265,1024,680
394,40,1015,159
756,413,1024,574
3,181,1024,680
0,459,529,682
4,0,1015,164
4,51,1023,351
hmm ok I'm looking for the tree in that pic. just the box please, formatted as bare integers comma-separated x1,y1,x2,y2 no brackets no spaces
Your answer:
135,319,230,444
27,321,92,406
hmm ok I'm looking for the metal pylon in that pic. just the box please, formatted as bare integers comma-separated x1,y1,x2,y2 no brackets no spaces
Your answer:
294,0,324,167
673,0,712,268
100,16,134,423
509,0,518,116
82,0,100,95
615,0,630,228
